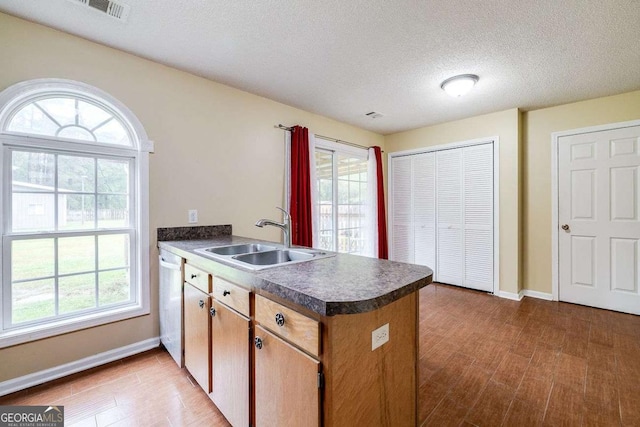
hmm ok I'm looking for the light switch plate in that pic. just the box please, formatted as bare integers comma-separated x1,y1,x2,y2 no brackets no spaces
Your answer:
372,323,389,351
188,209,198,224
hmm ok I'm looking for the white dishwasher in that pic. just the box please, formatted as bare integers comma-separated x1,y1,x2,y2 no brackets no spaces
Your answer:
159,249,183,367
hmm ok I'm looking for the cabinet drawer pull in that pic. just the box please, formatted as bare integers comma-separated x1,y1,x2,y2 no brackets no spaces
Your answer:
213,277,249,316
209,307,216,317
191,273,197,279
255,295,320,356
198,300,205,309
254,337,263,350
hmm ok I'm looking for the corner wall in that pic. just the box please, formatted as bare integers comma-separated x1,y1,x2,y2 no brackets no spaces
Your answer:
384,90,640,297
522,90,640,293
0,13,383,383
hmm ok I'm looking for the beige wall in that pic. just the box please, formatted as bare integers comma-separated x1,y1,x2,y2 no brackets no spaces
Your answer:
383,91,640,297
384,109,521,295
0,13,383,383
2,10,639,387
522,90,640,293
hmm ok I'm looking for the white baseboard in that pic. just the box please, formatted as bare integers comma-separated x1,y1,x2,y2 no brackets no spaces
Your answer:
496,290,524,301
0,337,160,397
495,289,554,301
521,289,554,301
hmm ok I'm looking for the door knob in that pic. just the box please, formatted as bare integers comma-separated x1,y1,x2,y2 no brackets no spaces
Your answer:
254,337,263,350
561,224,570,231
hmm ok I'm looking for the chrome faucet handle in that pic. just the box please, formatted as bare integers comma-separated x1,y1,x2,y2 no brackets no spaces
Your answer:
275,207,290,223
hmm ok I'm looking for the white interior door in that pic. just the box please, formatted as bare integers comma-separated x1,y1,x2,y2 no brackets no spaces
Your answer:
558,125,640,315
413,152,436,270
462,144,494,291
436,149,464,285
390,141,494,293
391,156,414,263
435,145,493,291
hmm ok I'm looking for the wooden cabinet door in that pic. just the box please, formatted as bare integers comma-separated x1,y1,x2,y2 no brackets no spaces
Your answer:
184,283,211,393
210,301,250,427
254,325,320,427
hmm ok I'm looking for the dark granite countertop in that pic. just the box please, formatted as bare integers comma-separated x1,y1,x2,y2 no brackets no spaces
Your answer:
159,235,432,316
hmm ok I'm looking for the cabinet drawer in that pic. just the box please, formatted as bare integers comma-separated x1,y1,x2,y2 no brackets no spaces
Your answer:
255,295,320,357
185,263,211,293
213,277,250,317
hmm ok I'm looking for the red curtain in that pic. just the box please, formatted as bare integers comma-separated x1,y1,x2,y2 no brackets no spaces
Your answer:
290,126,313,246
373,146,389,259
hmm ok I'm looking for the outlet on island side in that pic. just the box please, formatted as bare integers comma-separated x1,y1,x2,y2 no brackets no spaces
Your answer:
188,209,198,224
371,323,389,351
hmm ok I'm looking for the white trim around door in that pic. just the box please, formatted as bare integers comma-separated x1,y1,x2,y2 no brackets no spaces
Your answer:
551,119,640,304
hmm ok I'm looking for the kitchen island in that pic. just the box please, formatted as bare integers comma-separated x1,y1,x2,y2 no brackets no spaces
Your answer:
159,233,432,426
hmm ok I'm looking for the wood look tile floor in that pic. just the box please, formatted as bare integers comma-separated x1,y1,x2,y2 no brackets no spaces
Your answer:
2,283,639,426
419,284,640,427
0,349,230,427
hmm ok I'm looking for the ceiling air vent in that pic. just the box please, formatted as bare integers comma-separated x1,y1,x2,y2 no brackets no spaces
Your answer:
365,111,384,119
68,0,131,22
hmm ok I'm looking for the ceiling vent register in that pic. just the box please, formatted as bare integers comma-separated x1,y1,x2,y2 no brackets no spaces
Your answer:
68,0,131,22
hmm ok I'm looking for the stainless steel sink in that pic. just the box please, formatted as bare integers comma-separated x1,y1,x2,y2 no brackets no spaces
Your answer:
234,249,314,266
201,243,276,256
194,243,333,270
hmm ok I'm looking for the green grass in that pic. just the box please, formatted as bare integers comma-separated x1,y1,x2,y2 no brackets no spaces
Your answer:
11,233,131,324
12,280,55,324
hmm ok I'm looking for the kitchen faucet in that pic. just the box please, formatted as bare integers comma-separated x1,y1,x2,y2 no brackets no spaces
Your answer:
255,207,292,249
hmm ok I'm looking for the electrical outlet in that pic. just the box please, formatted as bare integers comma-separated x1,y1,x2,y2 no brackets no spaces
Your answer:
371,323,389,351
188,209,198,224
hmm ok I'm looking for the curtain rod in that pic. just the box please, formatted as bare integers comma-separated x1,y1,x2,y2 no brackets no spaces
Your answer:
275,124,383,152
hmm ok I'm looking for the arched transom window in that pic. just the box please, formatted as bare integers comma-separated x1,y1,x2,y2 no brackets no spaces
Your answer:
7,96,132,145
0,79,150,347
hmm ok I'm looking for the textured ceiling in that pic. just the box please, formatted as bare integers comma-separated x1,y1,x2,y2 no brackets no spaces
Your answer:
1,0,639,135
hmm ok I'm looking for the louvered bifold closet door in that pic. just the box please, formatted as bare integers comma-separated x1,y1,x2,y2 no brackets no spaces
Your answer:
436,149,464,285
413,153,436,269
391,156,414,262
463,144,494,291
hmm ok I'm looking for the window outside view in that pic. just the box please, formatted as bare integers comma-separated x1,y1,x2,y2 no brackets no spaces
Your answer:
8,96,131,145
10,151,132,326
315,149,369,255
4,95,136,329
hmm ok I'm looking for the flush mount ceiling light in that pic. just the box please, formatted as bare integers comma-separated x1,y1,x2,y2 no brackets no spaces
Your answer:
440,74,479,97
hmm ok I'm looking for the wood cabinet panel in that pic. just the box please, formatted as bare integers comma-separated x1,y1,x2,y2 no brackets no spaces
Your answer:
322,292,417,426
255,295,320,357
210,301,250,427
254,326,320,427
179,253,421,427
184,263,211,293
213,277,250,317
184,283,211,393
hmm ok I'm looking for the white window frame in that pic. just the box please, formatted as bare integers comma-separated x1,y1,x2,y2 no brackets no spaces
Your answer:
314,138,370,254
0,79,153,348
